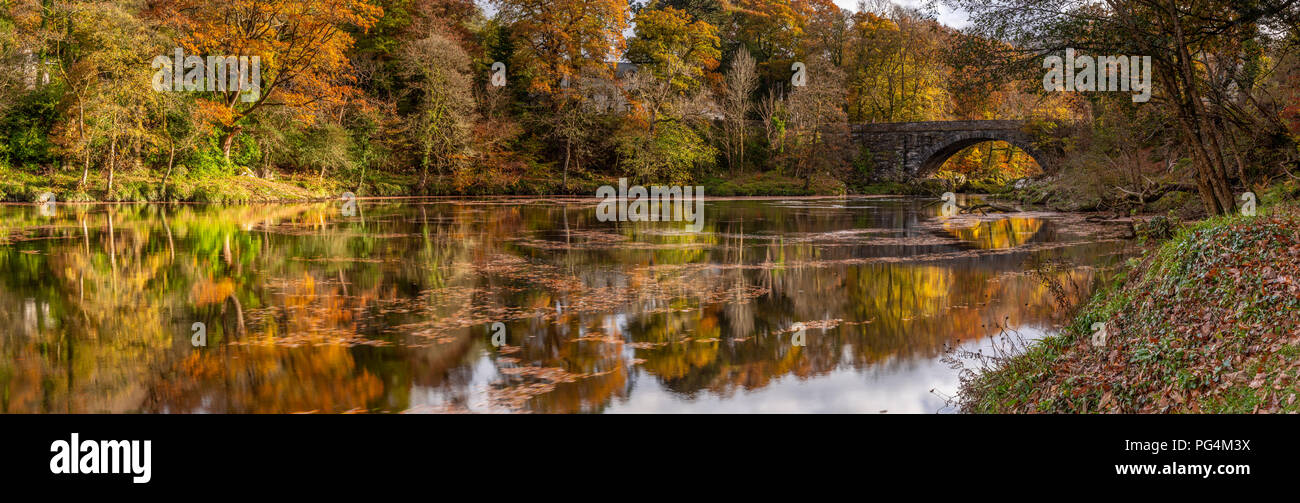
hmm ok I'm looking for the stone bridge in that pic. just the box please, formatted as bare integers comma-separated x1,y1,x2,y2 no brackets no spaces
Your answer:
850,120,1052,178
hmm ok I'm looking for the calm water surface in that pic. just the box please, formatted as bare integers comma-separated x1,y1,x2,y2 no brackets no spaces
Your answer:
0,196,1132,413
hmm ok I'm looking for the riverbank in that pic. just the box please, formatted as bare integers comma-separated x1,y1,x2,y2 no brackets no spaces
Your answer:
1,168,333,203
0,165,961,203
0,167,868,202
958,196,1300,413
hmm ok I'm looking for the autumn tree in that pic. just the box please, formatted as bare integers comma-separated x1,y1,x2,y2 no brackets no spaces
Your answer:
0,1,41,117
783,57,849,188
625,5,721,132
488,0,628,182
37,1,165,195
721,49,758,172
152,0,383,162
949,0,1300,215
649,0,732,30
626,6,721,94
612,6,721,183
492,0,628,95
803,0,848,66
618,68,718,183
395,31,474,190
731,0,813,85
843,6,950,122
353,0,479,55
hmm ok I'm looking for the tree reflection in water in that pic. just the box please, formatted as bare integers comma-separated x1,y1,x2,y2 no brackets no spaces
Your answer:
0,197,1131,413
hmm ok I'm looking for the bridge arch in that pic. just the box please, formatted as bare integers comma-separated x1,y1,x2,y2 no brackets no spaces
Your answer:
915,134,1047,177
850,120,1056,179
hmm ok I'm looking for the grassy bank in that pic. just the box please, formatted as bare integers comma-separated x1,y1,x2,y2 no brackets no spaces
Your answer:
1,168,339,203
1,166,888,202
959,197,1300,413
0,166,600,203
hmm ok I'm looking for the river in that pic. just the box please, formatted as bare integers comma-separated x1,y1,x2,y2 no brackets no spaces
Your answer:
0,196,1133,413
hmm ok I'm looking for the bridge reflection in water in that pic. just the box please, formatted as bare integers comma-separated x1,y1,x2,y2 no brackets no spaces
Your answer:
0,197,1129,413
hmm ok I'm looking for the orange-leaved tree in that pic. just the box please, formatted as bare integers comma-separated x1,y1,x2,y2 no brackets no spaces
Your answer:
731,0,812,84
492,0,627,96
151,0,382,162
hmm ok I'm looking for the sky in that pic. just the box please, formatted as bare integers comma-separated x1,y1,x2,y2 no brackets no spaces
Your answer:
841,0,971,28
837,0,972,28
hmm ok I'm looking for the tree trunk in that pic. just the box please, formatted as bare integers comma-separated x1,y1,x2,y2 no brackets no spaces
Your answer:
1168,8,1235,215
738,121,746,174
356,160,366,193
77,98,89,189
562,138,571,192
220,125,242,161
106,134,117,198
160,142,175,198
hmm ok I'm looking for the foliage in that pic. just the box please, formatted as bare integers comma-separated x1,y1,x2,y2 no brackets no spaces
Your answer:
960,203,1300,413
154,0,383,159
949,0,1300,215
0,85,59,168
395,31,475,188
492,0,628,95
626,6,721,94
1,0,1299,200
616,119,717,184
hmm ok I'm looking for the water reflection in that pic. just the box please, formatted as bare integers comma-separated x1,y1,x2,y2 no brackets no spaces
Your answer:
0,197,1131,413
